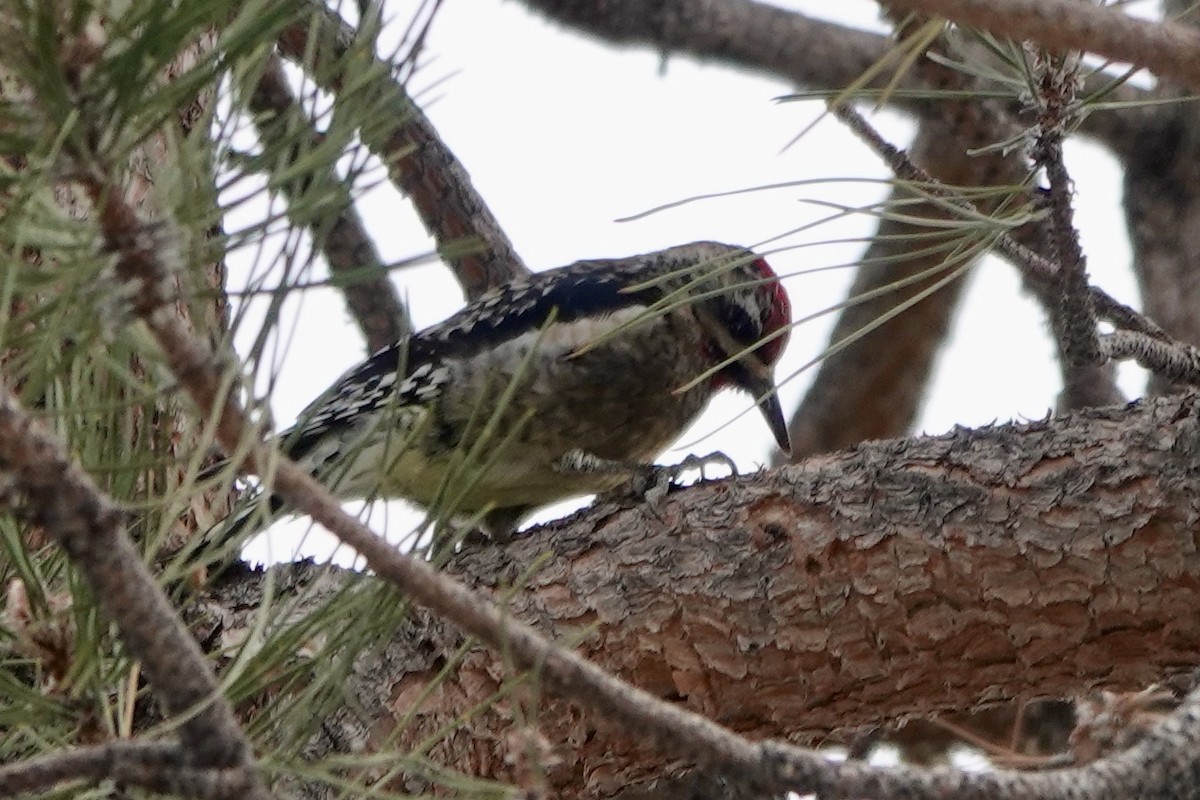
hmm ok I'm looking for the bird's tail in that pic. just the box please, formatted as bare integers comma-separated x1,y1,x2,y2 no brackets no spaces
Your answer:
189,487,289,570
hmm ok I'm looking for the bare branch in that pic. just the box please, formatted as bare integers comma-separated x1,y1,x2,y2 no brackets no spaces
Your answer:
1096,287,1168,340
246,52,411,351
1102,330,1200,386
758,685,1200,799
1029,48,1103,405
0,740,253,799
278,4,529,299
522,0,887,95
879,0,1200,94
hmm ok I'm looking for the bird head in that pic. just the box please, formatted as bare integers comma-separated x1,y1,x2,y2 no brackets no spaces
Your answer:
659,242,793,453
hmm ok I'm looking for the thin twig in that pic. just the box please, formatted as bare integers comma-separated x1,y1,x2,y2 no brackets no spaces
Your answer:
1095,290,1168,340
1101,330,1200,387
278,3,529,300
394,0,444,86
247,52,411,352
0,740,253,798
757,685,1200,797
1029,47,1101,373
829,101,1159,339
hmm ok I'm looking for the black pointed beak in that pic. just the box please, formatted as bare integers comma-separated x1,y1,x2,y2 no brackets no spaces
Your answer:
741,362,791,454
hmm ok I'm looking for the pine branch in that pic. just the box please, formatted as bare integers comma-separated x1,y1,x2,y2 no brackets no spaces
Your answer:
878,0,1200,93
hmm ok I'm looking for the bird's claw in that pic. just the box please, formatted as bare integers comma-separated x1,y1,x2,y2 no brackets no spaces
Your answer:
562,449,738,517
668,451,739,482
629,451,738,517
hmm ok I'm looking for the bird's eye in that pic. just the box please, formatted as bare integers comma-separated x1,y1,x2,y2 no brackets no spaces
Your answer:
717,296,762,346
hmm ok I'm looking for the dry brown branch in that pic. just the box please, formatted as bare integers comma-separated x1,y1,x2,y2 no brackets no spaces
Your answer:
759,684,1200,799
277,4,529,299
523,0,887,97
453,391,1200,794
246,52,411,351
1102,330,1200,386
479,394,1200,735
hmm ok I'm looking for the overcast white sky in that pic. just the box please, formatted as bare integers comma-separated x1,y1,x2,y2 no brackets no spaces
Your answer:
230,0,1144,565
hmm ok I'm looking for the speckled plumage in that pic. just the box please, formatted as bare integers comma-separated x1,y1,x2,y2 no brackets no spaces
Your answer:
240,241,792,537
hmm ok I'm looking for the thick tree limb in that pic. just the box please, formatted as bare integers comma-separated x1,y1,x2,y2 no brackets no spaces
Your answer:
225,392,1200,796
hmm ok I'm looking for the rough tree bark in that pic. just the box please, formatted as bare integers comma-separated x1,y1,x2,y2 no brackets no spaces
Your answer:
217,392,1200,796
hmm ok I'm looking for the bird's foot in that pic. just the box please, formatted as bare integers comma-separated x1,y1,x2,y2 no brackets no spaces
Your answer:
558,449,738,515
630,451,739,510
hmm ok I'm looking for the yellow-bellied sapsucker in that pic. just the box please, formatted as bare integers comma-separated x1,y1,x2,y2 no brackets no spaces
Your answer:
225,241,792,539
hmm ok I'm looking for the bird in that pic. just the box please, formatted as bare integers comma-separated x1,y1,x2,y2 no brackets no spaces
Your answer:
215,241,792,542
